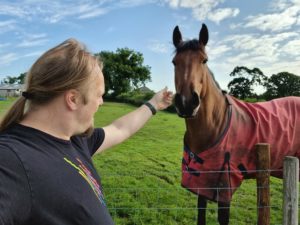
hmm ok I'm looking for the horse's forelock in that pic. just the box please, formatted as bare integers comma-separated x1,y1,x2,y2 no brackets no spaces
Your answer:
175,39,202,53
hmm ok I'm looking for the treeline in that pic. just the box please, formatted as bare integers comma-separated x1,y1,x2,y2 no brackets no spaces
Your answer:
1,73,26,85
227,66,300,100
1,49,300,103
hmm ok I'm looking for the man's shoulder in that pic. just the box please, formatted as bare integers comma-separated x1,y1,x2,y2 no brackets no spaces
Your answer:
0,127,27,148
0,137,23,167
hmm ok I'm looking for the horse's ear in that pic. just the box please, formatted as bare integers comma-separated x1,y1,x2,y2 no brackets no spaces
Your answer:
173,26,182,48
199,23,209,46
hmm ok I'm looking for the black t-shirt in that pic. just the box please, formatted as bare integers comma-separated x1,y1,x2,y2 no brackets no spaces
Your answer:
0,124,114,225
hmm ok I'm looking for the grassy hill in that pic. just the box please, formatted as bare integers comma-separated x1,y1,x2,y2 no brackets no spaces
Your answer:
0,99,286,224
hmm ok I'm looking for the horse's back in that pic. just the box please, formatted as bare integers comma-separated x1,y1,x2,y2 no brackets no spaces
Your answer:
235,96,300,130
253,96,300,132
230,95,300,174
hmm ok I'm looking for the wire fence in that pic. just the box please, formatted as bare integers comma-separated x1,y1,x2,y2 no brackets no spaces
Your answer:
100,168,299,225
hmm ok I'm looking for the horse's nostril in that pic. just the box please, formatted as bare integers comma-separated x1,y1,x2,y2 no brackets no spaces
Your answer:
174,93,182,106
192,92,200,107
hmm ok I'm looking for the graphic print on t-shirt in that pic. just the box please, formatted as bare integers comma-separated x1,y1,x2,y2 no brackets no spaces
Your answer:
64,157,106,205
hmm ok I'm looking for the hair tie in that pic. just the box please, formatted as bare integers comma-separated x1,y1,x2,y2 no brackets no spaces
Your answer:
22,91,33,99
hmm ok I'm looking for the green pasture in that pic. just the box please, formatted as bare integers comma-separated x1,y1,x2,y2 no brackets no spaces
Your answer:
0,99,286,224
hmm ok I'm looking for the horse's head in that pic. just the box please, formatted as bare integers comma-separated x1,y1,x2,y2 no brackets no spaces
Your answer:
172,24,209,118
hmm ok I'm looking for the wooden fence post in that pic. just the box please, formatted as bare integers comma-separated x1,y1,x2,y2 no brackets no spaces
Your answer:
256,143,270,225
283,156,299,225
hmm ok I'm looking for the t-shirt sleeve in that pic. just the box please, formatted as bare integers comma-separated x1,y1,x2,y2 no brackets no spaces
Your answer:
0,146,31,225
86,128,105,156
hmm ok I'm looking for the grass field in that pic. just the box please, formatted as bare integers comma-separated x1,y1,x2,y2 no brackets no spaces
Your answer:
0,99,286,224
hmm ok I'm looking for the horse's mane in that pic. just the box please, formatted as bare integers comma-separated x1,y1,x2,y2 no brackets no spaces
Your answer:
175,39,222,90
208,68,221,90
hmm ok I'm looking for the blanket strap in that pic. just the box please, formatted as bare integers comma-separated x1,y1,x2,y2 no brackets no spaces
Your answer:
184,145,204,164
212,152,232,201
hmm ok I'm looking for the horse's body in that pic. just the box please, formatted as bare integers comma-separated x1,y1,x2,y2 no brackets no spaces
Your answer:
183,95,300,203
172,24,300,225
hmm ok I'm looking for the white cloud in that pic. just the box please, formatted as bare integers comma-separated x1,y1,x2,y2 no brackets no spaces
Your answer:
222,32,298,58
297,16,300,25
208,30,300,79
0,20,17,34
17,39,48,48
24,51,43,57
191,4,218,21
0,4,28,18
167,0,180,8
208,8,239,24
0,53,19,66
282,39,300,56
225,52,251,65
0,50,43,67
245,3,300,32
116,0,156,7
164,0,239,24
207,44,230,59
245,14,296,32
148,40,169,53
229,22,242,30
269,0,292,11
263,60,300,76
0,0,153,24
22,33,48,40
0,2,86,24
44,3,90,23
0,43,10,49
17,33,48,48
180,0,205,8
78,8,108,19
0,20,15,27
275,31,299,40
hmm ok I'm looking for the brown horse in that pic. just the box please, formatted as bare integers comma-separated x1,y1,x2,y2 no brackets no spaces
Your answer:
172,24,300,225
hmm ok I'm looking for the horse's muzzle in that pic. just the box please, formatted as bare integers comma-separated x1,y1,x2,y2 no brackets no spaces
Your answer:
174,92,200,118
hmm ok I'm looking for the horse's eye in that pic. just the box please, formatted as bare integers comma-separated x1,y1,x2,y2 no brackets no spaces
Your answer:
172,60,176,66
203,59,208,64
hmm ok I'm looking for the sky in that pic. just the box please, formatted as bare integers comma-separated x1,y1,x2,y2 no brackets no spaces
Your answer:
0,0,299,92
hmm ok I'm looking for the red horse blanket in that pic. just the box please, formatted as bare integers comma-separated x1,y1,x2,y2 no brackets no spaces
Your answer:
182,95,300,203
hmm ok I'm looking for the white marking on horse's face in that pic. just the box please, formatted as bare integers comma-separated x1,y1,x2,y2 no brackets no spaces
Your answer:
183,55,190,81
192,104,200,116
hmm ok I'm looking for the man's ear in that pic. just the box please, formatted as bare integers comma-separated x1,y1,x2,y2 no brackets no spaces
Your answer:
64,89,80,110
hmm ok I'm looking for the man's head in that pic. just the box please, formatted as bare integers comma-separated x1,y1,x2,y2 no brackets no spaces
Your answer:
25,38,103,105
0,38,104,133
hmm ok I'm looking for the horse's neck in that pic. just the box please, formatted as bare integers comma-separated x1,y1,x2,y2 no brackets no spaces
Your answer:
184,88,228,154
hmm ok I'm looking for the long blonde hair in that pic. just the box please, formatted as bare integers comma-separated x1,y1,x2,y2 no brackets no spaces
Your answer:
0,38,101,132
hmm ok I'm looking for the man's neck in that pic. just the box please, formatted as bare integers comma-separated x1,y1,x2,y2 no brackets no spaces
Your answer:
20,102,73,140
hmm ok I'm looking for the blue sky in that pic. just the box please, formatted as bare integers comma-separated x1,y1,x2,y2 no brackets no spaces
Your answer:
0,0,299,92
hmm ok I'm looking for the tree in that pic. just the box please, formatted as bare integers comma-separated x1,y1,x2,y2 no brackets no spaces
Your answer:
264,72,300,100
96,48,151,96
2,72,26,84
227,77,252,99
3,76,18,84
227,66,267,99
17,73,27,84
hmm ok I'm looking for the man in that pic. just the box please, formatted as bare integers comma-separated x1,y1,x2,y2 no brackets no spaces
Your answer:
0,39,173,225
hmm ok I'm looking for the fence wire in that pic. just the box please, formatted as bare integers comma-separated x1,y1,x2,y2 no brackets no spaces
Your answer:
99,168,300,225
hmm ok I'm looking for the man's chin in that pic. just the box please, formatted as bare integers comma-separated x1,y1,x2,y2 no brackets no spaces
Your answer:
79,126,94,137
